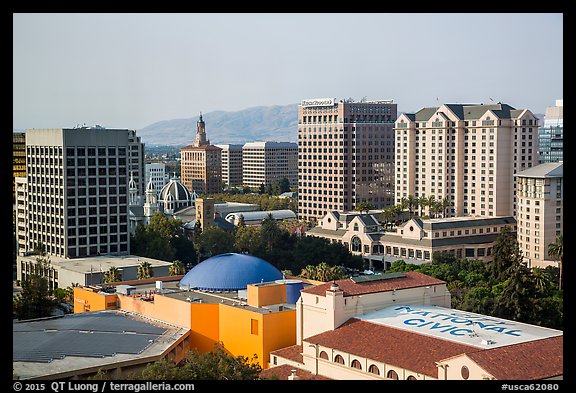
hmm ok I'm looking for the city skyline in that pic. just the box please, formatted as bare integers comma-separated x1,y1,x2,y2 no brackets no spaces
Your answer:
13,13,563,131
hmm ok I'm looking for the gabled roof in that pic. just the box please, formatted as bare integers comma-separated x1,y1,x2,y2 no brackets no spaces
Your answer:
270,344,303,364
355,214,379,226
305,318,476,377
464,336,563,380
300,271,445,297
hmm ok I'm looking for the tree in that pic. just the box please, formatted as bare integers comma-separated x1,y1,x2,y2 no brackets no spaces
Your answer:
547,234,563,289
418,195,428,217
275,177,291,195
234,225,263,254
103,267,122,283
440,197,452,218
137,342,261,380
137,260,153,280
13,254,57,320
354,202,373,214
258,183,266,195
169,260,185,276
299,262,346,282
197,226,236,257
237,214,246,228
489,226,523,282
261,213,282,252
407,195,417,218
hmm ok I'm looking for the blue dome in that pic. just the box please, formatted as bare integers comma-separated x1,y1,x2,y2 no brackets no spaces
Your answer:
179,253,283,291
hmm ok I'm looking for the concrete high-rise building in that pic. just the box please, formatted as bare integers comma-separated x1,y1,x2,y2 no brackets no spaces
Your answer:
242,141,298,189
216,144,243,187
13,132,26,202
514,162,563,269
144,162,168,195
17,126,140,259
395,103,539,218
128,129,145,197
538,99,563,164
180,114,222,195
298,98,397,223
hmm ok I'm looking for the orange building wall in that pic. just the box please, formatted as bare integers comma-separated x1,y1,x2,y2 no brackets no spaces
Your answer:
247,283,286,307
262,310,297,368
74,288,118,314
218,305,265,367
190,303,220,353
118,294,192,328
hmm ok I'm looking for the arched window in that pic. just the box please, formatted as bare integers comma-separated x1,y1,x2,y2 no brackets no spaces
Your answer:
407,375,417,380
461,365,470,380
351,359,362,370
368,365,380,375
387,370,399,380
351,236,362,252
334,355,345,365
319,351,329,360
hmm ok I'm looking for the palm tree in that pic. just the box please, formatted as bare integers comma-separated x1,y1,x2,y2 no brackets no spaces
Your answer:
548,235,563,289
399,197,409,215
169,260,185,276
137,260,153,280
299,265,317,280
380,208,394,230
441,197,452,218
530,267,553,294
407,195,417,218
418,195,428,217
426,195,436,217
103,267,122,283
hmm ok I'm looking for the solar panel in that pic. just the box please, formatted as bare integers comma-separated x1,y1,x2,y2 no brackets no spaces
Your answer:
350,272,406,284
13,312,167,363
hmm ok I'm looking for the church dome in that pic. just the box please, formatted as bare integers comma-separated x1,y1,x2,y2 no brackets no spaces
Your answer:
159,176,192,213
180,253,283,291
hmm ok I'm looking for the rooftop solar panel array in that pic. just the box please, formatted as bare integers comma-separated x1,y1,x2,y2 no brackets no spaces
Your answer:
13,312,167,363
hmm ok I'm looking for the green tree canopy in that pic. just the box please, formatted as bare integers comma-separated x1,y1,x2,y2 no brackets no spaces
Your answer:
197,226,236,258
137,342,261,380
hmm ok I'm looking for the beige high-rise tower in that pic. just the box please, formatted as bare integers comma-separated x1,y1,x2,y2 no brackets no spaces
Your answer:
395,103,539,218
181,113,222,195
297,98,397,223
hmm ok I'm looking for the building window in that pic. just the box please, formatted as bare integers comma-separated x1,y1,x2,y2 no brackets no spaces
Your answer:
387,370,399,380
319,351,329,360
461,365,470,380
407,375,417,380
334,355,345,365
368,365,380,375
250,319,258,335
351,360,362,370
351,236,362,252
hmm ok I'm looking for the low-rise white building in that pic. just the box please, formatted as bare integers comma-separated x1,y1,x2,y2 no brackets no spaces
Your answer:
306,212,517,270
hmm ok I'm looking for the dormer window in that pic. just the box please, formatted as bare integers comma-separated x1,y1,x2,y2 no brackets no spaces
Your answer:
353,223,359,231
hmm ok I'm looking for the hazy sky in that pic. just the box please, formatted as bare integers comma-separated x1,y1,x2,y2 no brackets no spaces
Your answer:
13,13,563,130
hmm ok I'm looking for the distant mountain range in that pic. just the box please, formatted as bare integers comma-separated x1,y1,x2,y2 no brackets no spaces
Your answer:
137,104,299,146
137,104,545,147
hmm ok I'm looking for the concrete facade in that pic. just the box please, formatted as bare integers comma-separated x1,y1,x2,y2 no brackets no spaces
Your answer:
215,144,243,187
515,162,563,268
242,141,297,189
395,103,539,219
297,98,397,223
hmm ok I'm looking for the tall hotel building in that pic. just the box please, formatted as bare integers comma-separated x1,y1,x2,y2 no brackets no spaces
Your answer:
16,126,144,258
538,99,563,164
242,142,298,189
215,144,243,187
395,103,538,218
515,162,563,268
180,114,222,195
144,162,168,195
298,98,397,223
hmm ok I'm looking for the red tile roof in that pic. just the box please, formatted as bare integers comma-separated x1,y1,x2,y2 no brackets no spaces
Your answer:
465,336,563,380
259,364,331,380
305,318,478,377
270,344,303,364
301,271,445,297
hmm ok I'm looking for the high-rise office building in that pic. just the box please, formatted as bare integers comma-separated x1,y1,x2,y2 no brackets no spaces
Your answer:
515,162,563,268
215,144,243,187
144,162,168,196
395,103,539,218
538,99,563,164
17,126,142,258
242,141,298,189
128,129,146,197
180,114,222,195
298,98,397,223
13,132,26,202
